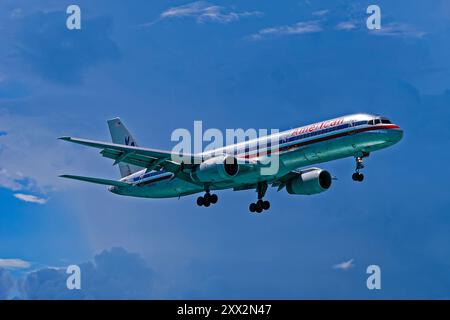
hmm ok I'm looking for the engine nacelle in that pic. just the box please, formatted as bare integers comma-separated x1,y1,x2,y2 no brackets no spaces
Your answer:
286,169,332,195
191,155,239,183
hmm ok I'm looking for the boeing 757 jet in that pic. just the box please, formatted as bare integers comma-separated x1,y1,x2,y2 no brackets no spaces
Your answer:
60,114,403,213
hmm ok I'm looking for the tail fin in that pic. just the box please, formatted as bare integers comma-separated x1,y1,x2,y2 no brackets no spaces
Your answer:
107,118,143,178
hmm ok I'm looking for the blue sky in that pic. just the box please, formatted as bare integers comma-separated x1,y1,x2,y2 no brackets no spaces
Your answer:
1,0,450,299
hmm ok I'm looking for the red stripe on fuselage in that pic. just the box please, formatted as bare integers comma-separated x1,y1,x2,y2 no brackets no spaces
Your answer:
241,124,400,159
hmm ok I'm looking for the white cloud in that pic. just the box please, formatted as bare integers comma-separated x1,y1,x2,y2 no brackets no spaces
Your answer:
158,1,263,24
336,21,358,31
0,258,31,269
333,258,355,270
14,193,47,204
249,21,322,40
312,9,329,17
370,22,425,38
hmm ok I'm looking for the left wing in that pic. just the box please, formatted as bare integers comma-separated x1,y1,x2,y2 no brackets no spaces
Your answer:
59,136,203,174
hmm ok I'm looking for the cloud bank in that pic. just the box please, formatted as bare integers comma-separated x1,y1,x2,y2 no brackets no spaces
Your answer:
0,269,14,299
249,4,425,41
17,247,157,300
157,1,263,25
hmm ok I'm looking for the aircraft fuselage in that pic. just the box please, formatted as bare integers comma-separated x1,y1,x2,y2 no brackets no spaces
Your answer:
109,113,403,198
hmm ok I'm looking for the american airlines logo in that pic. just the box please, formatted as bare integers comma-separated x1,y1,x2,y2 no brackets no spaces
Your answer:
125,136,135,146
290,118,345,136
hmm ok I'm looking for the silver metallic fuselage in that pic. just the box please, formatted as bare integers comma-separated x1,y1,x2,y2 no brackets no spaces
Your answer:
110,113,403,198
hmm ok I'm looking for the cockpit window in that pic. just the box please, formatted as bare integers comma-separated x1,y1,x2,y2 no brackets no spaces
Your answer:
368,120,374,125
374,119,381,125
381,119,391,124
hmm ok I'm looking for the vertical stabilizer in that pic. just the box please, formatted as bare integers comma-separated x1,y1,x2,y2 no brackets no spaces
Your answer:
107,118,142,178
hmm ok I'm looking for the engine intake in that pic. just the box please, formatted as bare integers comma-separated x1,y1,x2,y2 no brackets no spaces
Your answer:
191,155,239,183
286,169,332,195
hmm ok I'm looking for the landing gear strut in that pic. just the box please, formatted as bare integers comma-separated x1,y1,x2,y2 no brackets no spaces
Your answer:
249,182,270,213
352,153,369,182
197,190,218,207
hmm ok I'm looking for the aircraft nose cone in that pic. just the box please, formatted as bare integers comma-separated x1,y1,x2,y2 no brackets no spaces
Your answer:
388,128,404,144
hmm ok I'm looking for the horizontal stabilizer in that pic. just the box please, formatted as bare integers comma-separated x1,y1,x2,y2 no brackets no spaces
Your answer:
59,175,130,188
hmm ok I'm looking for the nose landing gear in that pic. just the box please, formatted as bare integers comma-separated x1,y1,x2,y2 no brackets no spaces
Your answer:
249,182,270,213
352,153,369,182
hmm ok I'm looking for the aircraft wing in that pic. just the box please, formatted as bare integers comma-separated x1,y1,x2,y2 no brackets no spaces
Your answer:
59,137,202,173
60,174,131,187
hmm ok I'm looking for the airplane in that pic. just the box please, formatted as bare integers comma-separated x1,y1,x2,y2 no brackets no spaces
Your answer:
59,113,403,213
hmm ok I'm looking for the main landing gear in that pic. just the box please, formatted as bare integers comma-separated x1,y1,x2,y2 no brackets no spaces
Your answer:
352,153,369,182
197,191,218,207
249,182,270,214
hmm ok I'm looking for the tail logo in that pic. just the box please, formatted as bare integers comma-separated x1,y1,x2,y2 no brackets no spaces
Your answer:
125,136,135,146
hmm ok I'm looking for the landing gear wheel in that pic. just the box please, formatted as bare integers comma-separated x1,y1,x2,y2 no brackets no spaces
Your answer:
352,172,364,182
210,194,218,204
249,201,269,213
198,190,218,207
249,182,270,213
255,203,263,213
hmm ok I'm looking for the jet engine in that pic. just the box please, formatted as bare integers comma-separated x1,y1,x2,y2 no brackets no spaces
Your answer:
191,155,239,183
286,169,332,195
